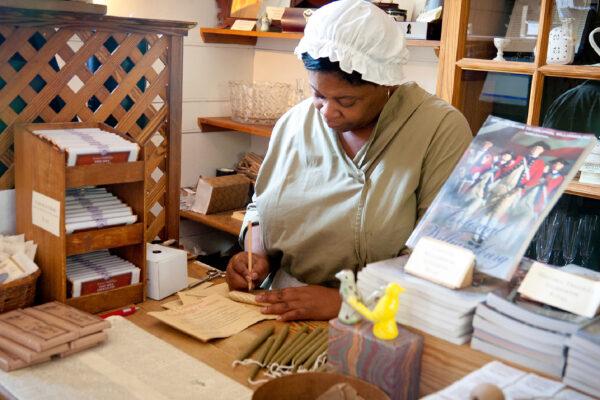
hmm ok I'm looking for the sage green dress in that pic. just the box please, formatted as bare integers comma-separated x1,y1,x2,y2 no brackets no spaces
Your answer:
241,82,472,286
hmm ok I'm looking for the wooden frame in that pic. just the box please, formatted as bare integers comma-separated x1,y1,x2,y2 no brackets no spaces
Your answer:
436,0,600,199
15,121,146,313
0,6,195,242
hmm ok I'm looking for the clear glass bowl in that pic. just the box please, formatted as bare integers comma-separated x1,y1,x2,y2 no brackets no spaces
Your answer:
229,81,294,125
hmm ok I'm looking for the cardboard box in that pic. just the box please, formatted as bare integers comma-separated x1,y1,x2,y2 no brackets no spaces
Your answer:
146,244,188,300
191,174,250,215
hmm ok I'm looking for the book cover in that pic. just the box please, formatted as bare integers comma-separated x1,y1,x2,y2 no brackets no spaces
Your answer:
407,116,596,280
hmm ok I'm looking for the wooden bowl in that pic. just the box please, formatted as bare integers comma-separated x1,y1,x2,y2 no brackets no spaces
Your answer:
252,372,390,400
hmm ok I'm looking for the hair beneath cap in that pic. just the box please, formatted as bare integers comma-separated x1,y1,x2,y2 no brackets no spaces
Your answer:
301,53,374,86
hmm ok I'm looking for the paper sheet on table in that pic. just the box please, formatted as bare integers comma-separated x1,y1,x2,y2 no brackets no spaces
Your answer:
161,299,184,310
178,283,230,305
149,294,277,341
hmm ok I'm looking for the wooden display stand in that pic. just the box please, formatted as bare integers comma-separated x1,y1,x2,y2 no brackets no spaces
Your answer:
15,121,146,314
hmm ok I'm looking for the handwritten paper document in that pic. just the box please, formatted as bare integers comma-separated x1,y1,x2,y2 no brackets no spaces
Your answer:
149,294,276,341
178,283,230,305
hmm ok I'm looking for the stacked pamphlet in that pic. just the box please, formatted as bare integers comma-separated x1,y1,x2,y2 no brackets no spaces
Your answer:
357,255,507,345
66,187,137,233
564,320,600,398
423,361,593,400
67,250,140,298
0,234,38,284
34,127,139,166
471,264,597,378
578,139,600,184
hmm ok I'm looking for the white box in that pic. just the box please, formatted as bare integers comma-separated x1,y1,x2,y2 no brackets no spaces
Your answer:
146,244,188,300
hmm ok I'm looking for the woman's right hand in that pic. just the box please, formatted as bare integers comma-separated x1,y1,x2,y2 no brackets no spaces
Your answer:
226,252,270,291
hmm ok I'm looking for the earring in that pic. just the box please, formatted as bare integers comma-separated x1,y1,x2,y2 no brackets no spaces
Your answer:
387,88,391,100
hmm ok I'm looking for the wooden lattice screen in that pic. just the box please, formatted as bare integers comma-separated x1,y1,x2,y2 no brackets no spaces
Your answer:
0,7,195,241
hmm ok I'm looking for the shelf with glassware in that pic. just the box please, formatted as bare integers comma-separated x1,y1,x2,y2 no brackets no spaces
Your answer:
197,117,273,138
200,27,441,48
437,0,600,201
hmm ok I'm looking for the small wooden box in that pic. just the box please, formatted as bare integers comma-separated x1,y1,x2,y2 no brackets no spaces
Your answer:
191,174,250,214
328,318,423,400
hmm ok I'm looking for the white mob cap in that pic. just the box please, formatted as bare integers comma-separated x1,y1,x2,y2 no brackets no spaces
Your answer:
294,0,409,86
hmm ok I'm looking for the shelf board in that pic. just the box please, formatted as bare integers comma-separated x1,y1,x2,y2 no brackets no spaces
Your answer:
198,117,273,138
66,161,145,188
539,64,600,80
200,27,440,48
67,283,144,314
565,181,600,200
66,223,144,256
180,209,243,236
456,58,535,75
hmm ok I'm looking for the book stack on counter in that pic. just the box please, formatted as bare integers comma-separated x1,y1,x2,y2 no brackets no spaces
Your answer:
423,361,593,400
0,302,110,371
34,127,139,166
66,187,137,234
564,320,600,397
471,265,598,378
67,250,140,298
578,138,600,185
356,255,507,345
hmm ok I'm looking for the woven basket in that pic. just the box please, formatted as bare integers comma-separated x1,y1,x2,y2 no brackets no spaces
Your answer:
0,269,41,313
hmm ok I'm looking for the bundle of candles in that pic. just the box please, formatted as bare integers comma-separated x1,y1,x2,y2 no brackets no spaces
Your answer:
233,325,328,384
235,152,263,183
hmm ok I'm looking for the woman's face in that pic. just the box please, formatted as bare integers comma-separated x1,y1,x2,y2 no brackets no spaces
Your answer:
308,70,389,133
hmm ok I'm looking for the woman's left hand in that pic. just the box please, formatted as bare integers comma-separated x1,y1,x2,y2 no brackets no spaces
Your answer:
255,286,341,321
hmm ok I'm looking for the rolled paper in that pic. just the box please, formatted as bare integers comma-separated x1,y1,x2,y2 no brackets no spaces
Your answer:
248,337,274,381
293,331,328,367
237,326,274,362
278,332,308,367
303,342,328,370
270,326,308,365
289,329,325,367
263,325,289,366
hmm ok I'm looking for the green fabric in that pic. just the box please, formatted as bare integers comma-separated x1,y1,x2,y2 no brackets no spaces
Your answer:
242,82,472,286
543,80,600,138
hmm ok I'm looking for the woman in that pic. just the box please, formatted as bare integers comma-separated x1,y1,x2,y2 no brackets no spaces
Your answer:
226,0,472,321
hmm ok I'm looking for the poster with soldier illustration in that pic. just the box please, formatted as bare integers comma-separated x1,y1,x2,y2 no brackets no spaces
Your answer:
407,116,596,280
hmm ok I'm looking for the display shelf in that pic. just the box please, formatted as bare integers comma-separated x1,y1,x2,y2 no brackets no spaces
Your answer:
539,64,600,81
456,58,536,75
198,117,273,138
565,181,600,200
180,209,243,236
200,27,441,48
15,121,146,313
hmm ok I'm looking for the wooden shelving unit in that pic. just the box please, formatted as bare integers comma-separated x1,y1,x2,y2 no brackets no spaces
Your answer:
198,117,273,138
180,209,243,236
565,181,600,201
200,27,441,48
15,121,146,314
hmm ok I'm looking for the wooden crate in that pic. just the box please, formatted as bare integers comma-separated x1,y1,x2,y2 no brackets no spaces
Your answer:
0,7,195,241
15,121,146,313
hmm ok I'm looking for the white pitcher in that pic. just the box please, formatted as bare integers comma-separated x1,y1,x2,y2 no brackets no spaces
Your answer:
590,27,600,65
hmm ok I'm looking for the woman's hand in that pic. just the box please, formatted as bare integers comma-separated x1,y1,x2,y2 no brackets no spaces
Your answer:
226,252,270,291
255,286,341,321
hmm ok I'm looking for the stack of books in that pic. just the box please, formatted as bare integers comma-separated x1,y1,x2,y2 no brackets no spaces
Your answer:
0,302,110,371
34,127,139,166
471,266,596,378
357,256,507,345
66,187,137,233
578,139,600,185
564,320,600,398
67,250,140,298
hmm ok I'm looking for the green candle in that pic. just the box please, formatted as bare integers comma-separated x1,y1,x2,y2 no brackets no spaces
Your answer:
269,325,308,365
262,325,289,366
302,341,328,370
237,326,274,362
293,330,327,367
278,332,308,366
248,336,274,381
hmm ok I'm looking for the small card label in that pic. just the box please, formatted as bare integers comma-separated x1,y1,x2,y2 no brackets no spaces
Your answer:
230,19,256,31
518,262,600,318
32,191,61,237
405,236,474,289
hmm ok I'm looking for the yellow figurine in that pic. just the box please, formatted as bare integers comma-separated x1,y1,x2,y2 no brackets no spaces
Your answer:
347,283,404,340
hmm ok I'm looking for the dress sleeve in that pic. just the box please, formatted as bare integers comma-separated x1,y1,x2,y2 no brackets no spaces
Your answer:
416,109,472,220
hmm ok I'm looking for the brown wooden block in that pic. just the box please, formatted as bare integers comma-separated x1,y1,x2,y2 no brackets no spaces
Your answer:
22,308,83,339
69,331,108,351
0,335,68,363
34,302,111,336
0,311,78,352
0,348,50,372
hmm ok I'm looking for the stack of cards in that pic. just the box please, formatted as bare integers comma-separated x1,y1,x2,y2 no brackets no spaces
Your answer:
0,235,38,284
66,187,137,234
67,250,140,298
0,301,110,371
34,128,139,166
